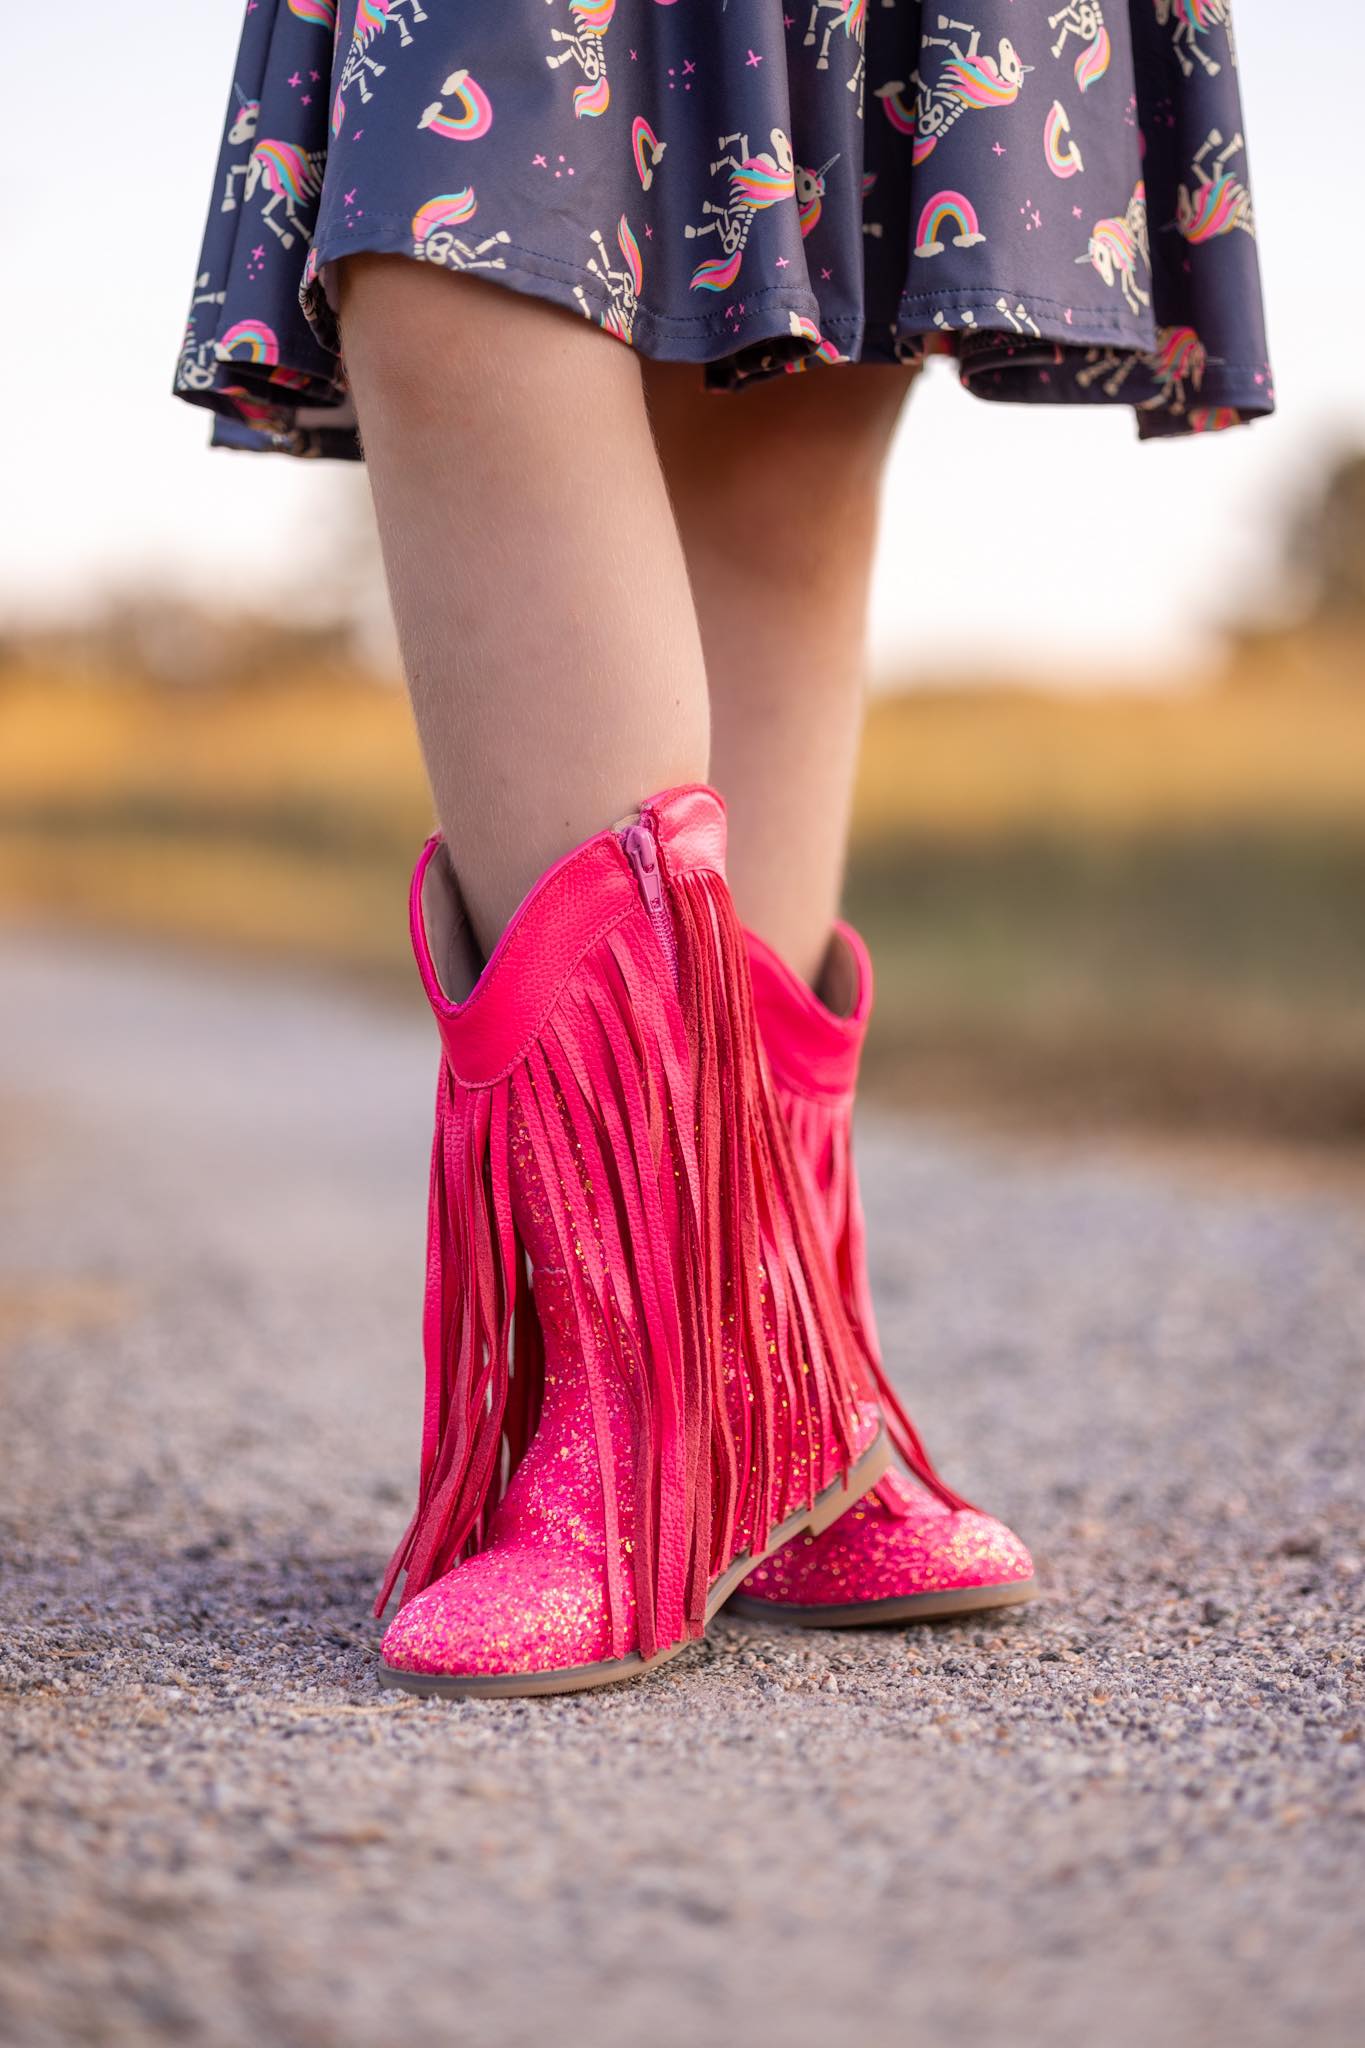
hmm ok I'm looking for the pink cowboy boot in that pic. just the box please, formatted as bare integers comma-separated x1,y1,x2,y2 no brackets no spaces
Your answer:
377,788,890,1697
728,923,1035,1627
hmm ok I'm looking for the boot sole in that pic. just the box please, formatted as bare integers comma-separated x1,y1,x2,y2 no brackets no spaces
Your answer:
377,1428,893,1700
725,1576,1037,1629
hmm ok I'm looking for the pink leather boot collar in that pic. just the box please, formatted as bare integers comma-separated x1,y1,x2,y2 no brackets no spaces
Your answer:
745,921,873,1104
412,785,727,1088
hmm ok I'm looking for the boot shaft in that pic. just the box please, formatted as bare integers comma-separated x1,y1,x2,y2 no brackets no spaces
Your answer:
381,787,872,1660
747,918,975,1517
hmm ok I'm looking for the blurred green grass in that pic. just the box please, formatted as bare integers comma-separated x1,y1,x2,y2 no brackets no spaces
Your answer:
848,825,1365,1146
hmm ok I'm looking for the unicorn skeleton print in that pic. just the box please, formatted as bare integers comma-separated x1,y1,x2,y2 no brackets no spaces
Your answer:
686,131,800,293
177,1,1272,452
546,0,615,120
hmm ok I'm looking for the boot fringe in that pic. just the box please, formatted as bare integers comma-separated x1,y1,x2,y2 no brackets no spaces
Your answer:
781,1086,976,1518
670,864,864,1578
378,806,867,1662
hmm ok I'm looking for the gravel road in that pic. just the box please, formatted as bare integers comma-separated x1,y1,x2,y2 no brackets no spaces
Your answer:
2,931,1362,2048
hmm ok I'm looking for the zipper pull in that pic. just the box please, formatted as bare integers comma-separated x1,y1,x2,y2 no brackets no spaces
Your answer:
622,818,681,989
623,823,664,913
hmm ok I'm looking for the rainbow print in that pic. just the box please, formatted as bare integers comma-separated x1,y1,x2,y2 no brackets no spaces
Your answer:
267,365,312,390
288,0,336,25
1074,27,1111,92
217,320,280,366
631,116,664,189
1178,174,1243,242
412,190,477,243
690,247,744,293
574,74,611,119
789,312,845,366
419,70,494,140
353,0,389,37
799,191,823,238
914,190,985,258
1044,99,1084,179
874,82,917,136
940,56,1022,109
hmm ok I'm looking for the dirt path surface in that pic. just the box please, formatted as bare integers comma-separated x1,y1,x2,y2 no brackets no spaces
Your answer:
2,933,1362,2048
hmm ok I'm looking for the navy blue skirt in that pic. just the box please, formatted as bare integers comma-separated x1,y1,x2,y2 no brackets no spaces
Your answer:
176,2,1273,455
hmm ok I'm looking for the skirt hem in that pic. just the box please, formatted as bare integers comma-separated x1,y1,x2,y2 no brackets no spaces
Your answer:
305,219,842,357
183,211,1274,459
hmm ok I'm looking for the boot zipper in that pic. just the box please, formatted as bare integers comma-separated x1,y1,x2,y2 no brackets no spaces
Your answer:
622,819,680,989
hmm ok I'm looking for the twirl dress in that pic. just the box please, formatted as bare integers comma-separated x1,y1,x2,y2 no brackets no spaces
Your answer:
176,2,1273,456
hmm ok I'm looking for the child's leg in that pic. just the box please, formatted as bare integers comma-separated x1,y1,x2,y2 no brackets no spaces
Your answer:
337,257,710,952
643,362,912,988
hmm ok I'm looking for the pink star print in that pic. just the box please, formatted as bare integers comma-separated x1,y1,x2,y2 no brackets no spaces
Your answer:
746,49,763,67
288,71,301,87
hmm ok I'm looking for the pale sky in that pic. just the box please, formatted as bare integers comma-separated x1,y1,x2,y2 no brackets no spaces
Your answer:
3,2,1359,683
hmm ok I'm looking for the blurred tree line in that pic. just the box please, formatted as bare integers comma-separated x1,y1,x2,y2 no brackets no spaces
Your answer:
1224,445,1365,688
0,472,395,691
0,595,367,692
1,448,1362,695
1288,449,1365,628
